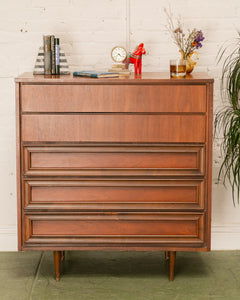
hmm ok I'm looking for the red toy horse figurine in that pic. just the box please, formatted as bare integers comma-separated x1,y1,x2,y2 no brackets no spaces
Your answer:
127,43,146,74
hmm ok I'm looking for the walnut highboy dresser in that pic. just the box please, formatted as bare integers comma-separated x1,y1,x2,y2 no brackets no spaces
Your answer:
15,72,213,281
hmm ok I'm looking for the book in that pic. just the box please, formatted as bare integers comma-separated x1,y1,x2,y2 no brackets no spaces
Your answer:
43,35,51,75
73,71,119,78
50,35,55,75
112,63,126,69
43,35,62,75
55,38,60,75
108,68,131,75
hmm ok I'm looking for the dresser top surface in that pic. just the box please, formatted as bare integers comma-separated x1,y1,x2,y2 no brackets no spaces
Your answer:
15,72,214,84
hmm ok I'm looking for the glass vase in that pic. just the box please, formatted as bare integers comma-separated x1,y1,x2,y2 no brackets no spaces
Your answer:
180,51,199,73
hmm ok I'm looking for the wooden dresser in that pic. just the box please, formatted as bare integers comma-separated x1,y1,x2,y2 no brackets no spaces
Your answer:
15,72,213,281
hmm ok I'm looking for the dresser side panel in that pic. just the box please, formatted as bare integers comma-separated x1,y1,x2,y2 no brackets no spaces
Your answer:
206,82,214,250
15,82,22,250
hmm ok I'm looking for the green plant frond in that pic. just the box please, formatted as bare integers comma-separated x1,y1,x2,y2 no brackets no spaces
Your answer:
217,39,240,64
216,33,240,201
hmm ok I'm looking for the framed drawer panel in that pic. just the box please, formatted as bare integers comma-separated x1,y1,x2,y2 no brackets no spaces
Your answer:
23,144,205,177
24,179,205,211
24,212,205,247
22,114,206,143
21,84,206,113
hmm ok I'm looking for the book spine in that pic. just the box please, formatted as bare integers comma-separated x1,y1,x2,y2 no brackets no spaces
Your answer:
43,35,51,75
50,35,55,75
55,38,60,75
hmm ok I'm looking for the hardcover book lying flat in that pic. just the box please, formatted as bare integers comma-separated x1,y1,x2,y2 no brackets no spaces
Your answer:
73,71,119,78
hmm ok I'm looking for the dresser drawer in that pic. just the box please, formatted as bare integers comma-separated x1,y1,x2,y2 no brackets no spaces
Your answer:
22,114,206,143
21,84,206,113
23,145,205,177
24,212,205,247
23,179,205,211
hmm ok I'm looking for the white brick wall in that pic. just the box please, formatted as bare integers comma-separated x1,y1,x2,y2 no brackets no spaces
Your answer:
0,0,240,250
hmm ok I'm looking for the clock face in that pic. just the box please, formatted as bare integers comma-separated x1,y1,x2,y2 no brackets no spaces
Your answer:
111,46,127,63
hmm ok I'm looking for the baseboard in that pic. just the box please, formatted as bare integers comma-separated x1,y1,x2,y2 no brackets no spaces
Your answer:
0,224,240,251
211,225,240,250
0,226,17,251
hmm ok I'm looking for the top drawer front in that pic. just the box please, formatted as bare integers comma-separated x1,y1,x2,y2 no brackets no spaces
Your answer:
21,84,206,113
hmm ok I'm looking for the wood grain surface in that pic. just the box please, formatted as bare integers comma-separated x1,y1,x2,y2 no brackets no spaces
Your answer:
16,72,213,281
22,114,206,143
21,84,206,113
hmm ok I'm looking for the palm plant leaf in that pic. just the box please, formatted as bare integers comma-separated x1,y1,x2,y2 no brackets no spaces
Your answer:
214,32,240,204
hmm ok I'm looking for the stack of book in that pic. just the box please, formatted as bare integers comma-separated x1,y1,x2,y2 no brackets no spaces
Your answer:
108,63,130,75
43,35,60,75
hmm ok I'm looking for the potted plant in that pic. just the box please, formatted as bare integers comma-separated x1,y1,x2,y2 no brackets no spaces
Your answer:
214,31,240,204
164,7,205,73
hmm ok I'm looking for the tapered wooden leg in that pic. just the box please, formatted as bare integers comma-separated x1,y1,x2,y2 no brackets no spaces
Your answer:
60,251,65,261
169,251,176,281
165,251,170,260
53,251,61,281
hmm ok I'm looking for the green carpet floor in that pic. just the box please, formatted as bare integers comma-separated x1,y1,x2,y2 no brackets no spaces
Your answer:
0,251,240,300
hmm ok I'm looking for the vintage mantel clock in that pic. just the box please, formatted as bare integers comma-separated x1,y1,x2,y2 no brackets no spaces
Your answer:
111,46,127,64
109,46,130,74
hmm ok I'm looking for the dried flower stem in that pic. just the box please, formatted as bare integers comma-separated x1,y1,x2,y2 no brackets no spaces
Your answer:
164,7,205,58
